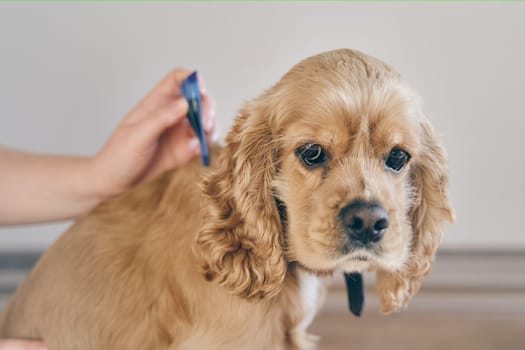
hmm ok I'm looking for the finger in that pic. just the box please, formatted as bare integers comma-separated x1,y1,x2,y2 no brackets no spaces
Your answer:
157,69,207,100
160,97,190,125
182,93,214,139
130,68,193,121
150,68,193,99
200,93,216,133
206,125,220,145
125,69,209,126
196,74,207,95
133,98,189,149
0,339,47,350
158,122,201,175
170,124,201,162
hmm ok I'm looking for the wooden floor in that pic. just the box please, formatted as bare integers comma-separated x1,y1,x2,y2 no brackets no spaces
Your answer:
310,291,525,350
308,251,525,350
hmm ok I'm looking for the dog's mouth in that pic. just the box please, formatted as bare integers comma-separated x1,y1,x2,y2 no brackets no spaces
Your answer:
336,235,387,270
291,234,383,276
351,255,369,262
337,250,380,274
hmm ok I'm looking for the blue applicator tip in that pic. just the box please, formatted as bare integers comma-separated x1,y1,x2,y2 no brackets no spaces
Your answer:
180,71,210,166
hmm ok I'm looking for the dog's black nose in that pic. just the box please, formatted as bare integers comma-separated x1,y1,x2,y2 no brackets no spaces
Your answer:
340,200,389,244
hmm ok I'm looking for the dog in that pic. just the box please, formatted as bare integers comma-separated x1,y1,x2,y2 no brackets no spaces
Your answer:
0,49,454,349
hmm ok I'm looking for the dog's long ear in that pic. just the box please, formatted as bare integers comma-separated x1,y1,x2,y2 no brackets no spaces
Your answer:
196,99,286,301
377,118,454,313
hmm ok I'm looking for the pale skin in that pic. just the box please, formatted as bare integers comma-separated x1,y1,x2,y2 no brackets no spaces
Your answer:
0,69,217,348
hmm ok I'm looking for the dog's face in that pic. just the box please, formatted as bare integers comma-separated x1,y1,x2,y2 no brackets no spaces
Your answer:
198,49,453,313
275,83,420,276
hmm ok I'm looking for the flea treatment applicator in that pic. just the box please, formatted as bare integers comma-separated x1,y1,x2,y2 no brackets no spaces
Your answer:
180,71,210,166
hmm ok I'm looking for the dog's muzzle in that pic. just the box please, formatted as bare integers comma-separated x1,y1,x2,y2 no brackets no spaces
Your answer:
339,200,389,245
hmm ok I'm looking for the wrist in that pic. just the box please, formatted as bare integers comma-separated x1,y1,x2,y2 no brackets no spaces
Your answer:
87,151,135,205
81,156,115,209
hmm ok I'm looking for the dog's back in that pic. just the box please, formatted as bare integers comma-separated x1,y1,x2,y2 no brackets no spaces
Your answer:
0,155,211,348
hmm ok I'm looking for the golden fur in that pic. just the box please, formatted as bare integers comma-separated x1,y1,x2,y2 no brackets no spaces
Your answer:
0,49,453,349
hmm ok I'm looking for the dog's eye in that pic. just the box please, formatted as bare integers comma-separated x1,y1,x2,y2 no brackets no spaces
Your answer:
385,148,411,173
296,143,327,168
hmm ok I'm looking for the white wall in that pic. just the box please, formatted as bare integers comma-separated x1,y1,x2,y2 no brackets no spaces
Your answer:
0,3,524,250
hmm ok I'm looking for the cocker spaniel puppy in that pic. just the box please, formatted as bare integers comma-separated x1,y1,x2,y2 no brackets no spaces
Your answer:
0,49,453,349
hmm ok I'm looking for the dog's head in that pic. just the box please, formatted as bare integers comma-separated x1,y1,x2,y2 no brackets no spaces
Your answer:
197,49,454,313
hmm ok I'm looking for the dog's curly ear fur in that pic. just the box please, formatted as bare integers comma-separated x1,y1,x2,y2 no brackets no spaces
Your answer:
377,117,455,314
196,99,287,301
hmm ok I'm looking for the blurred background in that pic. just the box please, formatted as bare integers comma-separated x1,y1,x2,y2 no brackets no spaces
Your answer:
0,3,524,349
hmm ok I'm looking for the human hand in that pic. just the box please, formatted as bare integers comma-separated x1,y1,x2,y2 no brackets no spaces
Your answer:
91,68,217,198
0,339,46,350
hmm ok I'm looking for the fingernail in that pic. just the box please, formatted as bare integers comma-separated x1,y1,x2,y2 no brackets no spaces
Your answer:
197,76,206,94
205,97,216,131
189,137,200,153
208,128,220,144
206,113,215,131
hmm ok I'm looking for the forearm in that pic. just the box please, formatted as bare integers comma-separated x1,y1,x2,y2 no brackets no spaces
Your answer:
0,147,105,225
